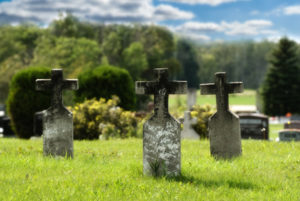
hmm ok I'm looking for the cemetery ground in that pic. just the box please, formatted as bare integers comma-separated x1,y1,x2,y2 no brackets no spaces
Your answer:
0,136,299,201
170,89,256,107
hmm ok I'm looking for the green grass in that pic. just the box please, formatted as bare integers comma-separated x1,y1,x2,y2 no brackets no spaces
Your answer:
269,124,284,140
0,138,299,201
170,89,256,109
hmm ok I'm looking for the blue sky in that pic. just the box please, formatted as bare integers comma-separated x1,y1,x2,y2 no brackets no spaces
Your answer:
0,0,299,42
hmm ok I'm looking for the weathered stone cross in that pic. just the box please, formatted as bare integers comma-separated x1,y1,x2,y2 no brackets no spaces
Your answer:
136,68,187,176
36,69,78,158
200,72,243,159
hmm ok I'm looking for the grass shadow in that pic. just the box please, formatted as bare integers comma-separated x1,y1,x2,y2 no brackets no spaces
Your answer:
164,174,259,190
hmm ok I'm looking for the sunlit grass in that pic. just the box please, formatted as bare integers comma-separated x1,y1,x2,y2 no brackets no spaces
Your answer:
169,89,256,113
0,138,299,201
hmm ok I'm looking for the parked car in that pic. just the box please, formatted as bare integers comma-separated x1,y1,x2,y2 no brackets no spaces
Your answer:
238,113,269,140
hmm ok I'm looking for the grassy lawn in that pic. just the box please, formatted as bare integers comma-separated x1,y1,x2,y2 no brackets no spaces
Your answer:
269,124,284,140
169,89,256,110
0,138,299,201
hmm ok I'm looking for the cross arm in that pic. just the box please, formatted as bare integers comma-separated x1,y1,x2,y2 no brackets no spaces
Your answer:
168,81,187,94
36,79,52,91
135,81,157,94
63,79,79,91
227,82,243,94
200,83,216,95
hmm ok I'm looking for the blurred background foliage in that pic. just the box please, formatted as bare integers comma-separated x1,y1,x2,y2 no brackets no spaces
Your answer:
1,14,300,139
0,14,286,105
71,96,140,140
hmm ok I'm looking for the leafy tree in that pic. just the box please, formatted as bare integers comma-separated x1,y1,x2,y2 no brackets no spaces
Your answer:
162,58,181,79
31,36,102,77
50,13,97,39
177,39,199,88
102,32,122,65
6,67,51,139
261,37,300,116
122,42,148,80
141,26,175,75
74,65,136,110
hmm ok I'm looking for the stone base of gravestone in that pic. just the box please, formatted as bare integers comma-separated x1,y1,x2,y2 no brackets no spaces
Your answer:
209,111,241,159
143,116,181,177
181,111,199,140
43,108,73,158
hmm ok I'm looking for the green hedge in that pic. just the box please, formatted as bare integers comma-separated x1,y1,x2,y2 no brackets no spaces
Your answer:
74,65,136,110
6,67,51,139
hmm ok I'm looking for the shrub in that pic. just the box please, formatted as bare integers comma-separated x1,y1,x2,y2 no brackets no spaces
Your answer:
6,67,51,139
72,96,140,140
190,104,214,139
74,65,136,110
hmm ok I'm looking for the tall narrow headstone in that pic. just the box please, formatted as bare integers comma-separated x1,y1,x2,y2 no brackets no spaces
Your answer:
181,88,199,139
200,72,243,159
36,69,78,158
181,111,199,139
136,68,187,176
187,88,197,110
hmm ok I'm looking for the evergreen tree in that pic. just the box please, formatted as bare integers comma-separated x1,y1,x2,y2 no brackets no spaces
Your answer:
261,37,300,116
176,39,199,89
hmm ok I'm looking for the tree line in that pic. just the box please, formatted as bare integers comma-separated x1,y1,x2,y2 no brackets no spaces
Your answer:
1,14,299,112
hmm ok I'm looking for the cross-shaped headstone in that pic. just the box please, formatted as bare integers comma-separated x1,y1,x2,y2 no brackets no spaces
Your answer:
200,72,243,159
136,68,187,176
36,69,78,158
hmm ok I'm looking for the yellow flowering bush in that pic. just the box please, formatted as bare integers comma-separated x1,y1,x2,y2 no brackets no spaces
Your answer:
190,104,214,139
71,96,140,140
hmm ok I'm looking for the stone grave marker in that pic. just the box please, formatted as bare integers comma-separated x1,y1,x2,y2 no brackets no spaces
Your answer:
36,69,78,158
187,88,197,111
181,111,199,140
181,88,199,139
136,68,187,176
200,72,243,159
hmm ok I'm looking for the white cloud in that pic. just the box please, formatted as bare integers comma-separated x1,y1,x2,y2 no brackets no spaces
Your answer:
160,0,243,6
172,19,277,41
0,0,194,25
221,20,274,36
154,4,194,21
283,5,300,15
180,33,211,41
175,21,222,32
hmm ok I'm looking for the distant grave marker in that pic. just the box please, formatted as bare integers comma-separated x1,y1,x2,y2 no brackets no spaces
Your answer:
181,88,199,139
200,72,243,159
181,111,199,140
36,69,78,157
136,68,187,176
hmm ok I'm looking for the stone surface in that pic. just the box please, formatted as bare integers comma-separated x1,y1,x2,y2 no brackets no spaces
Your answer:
36,69,78,158
187,88,197,110
136,68,187,176
181,111,199,140
34,111,43,136
200,72,243,159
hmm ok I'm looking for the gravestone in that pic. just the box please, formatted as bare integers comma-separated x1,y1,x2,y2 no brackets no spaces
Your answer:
200,72,243,159
36,69,78,158
181,88,199,139
279,130,300,141
181,111,199,139
187,88,197,110
33,111,43,136
136,68,187,176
